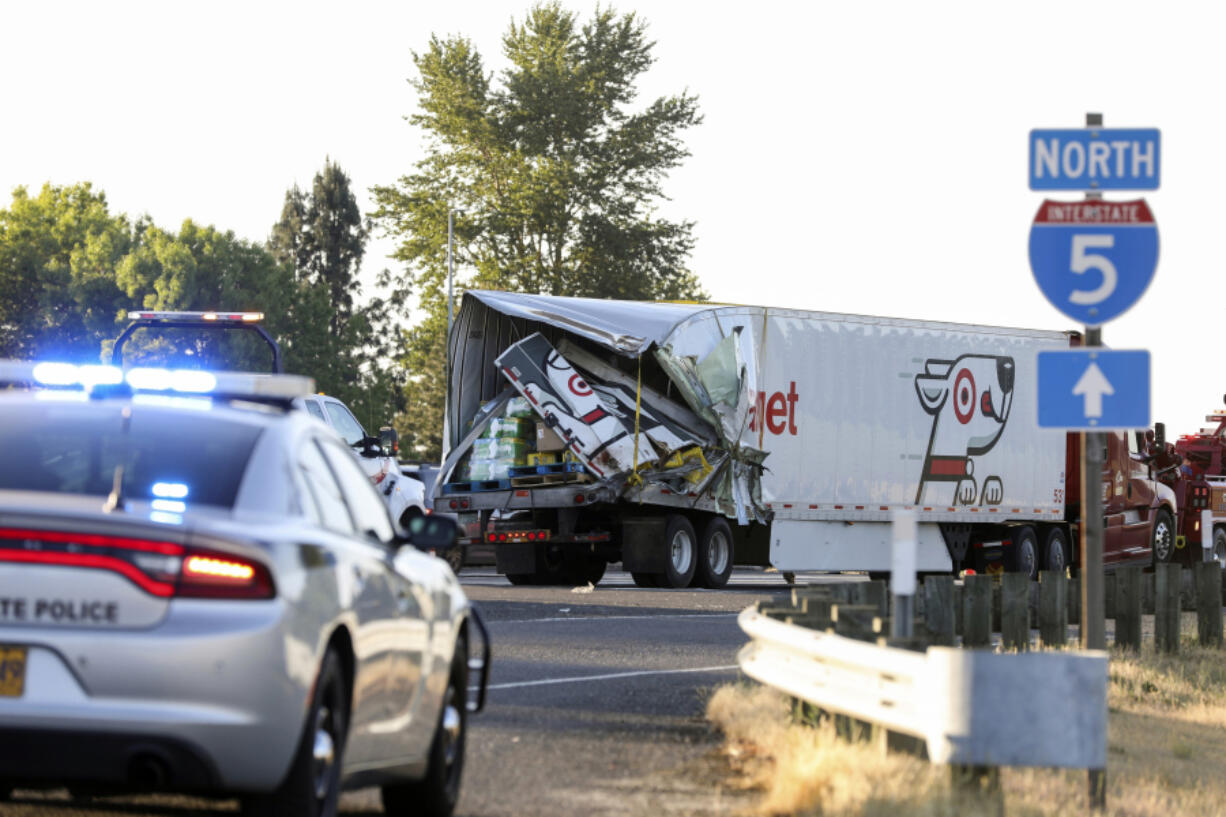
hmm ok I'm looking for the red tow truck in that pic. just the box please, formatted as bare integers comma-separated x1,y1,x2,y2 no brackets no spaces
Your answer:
1150,405,1226,567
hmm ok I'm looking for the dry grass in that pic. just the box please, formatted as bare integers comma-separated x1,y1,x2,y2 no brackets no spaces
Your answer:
707,640,1226,816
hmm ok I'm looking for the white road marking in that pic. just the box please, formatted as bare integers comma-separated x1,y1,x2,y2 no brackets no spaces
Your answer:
473,664,739,692
494,612,738,624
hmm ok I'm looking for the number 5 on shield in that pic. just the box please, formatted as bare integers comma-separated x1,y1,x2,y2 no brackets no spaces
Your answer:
1069,234,1117,306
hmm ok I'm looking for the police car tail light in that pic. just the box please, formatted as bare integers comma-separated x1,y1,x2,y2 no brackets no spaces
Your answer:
0,528,273,601
177,547,275,600
0,527,184,598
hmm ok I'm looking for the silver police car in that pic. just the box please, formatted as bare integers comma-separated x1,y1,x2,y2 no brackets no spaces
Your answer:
0,362,488,817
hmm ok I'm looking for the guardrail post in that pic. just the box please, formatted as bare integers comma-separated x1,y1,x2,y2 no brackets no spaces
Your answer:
1155,563,1181,654
857,579,889,618
1114,566,1143,651
891,511,917,638
1195,561,1223,647
962,574,993,648
1039,570,1068,648
922,575,956,646
1089,767,1107,812
1001,573,1030,651
949,764,1003,816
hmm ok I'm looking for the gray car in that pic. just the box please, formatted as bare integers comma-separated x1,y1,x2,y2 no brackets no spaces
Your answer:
0,363,488,817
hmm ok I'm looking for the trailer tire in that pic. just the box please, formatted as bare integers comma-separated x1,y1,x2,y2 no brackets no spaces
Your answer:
661,515,698,588
568,557,606,586
505,573,536,586
1009,526,1039,580
694,517,734,589
1151,509,1175,565
1043,527,1069,575
631,572,659,588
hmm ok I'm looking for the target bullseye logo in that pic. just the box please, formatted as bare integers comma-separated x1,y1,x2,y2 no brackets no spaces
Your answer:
953,369,975,425
568,374,592,396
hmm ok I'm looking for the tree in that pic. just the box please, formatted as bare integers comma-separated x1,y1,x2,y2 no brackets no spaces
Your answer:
270,160,402,431
0,183,133,360
373,2,705,459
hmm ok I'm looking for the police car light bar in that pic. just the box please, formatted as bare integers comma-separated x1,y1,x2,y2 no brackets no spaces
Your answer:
126,310,265,323
0,360,314,400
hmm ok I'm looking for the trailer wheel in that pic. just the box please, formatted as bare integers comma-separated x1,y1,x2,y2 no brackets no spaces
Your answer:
1008,526,1039,580
505,573,536,586
631,572,658,588
1151,509,1175,565
694,517,734,589
661,515,698,588
568,557,607,586
1043,527,1069,575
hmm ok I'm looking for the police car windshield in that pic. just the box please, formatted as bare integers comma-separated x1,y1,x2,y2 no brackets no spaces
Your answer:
0,402,262,509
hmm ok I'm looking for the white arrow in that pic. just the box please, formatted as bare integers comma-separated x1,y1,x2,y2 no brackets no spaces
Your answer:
1073,362,1114,418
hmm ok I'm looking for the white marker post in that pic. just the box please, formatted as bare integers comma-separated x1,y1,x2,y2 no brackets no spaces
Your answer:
891,510,918,638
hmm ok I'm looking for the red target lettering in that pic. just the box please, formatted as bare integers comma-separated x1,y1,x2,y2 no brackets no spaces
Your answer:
568,374,592,397
953,369,975,425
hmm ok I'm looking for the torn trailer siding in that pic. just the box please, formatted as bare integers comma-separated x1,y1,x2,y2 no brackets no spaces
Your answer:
443,292,769,524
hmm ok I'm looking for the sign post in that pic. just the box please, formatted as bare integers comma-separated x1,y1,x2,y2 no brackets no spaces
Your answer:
1029,112,1161,812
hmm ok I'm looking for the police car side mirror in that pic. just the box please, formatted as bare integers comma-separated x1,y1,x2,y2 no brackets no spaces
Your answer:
356,435,384,458
400,514,459,551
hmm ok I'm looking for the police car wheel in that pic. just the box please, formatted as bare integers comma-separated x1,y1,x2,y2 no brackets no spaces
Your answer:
243,649,348,817
382,634,468,817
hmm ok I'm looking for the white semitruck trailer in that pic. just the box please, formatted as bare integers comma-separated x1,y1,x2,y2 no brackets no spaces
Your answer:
437,291,1081,588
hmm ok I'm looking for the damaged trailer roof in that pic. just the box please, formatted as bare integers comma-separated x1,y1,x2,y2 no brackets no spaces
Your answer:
458,290,712,356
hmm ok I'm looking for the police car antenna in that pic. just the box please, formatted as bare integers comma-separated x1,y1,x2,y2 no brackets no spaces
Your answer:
102,407,132,514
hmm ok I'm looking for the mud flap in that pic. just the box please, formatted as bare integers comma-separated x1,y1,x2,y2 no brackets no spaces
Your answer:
620,517,668,573
495,543,537,575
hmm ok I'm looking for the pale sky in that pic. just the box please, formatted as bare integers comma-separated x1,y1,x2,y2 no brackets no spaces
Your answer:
2,1,1221,438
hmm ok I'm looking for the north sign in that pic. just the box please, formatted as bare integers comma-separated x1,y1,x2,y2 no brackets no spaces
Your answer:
1037,349,1150,430
1029,128,1160,191
1028,199,1159,326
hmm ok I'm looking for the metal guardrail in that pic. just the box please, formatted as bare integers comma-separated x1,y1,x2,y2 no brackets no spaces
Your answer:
737,605,1109,769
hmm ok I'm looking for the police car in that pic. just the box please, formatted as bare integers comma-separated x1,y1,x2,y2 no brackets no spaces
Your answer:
0,361,488,817
113,310,426,529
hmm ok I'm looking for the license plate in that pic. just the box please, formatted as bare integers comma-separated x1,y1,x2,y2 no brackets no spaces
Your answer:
0,645,26,697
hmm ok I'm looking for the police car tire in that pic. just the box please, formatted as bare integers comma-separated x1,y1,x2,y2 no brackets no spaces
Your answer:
382,635,468,817
243,649,348,817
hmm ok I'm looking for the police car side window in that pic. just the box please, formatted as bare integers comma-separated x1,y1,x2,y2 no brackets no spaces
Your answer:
324,401,366,446
299,440,355,534
304,400,326,422
317,439,396,544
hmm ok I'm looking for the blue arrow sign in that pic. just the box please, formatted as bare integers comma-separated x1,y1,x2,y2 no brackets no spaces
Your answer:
1037,349,1150,430
1030,128,1160,191
1029,199,1159,326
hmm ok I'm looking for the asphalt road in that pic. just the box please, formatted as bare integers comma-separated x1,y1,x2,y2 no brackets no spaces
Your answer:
5,567,853,817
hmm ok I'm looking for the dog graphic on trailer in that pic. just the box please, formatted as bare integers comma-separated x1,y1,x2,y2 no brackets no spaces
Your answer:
913,354,1015,506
